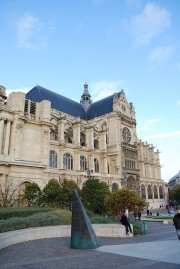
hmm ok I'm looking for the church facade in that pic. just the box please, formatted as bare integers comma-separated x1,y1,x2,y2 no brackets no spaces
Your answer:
0,83,168,208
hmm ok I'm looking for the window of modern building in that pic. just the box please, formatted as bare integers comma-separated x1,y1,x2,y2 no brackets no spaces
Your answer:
49,150,57,168
80,155,87,171
94,158,99,172
63,153,73,170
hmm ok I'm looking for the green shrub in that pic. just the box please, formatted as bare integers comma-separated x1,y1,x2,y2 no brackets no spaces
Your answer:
0,208,72,233
0,207,53,220
133,221,147,235
89,214,118,224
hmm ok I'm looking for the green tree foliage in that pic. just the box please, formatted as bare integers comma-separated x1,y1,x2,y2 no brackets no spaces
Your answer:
24,183,41,207
42,179,61,207
170,185,180,204
59,179,80,210
80,178,110,215
104,189,147,216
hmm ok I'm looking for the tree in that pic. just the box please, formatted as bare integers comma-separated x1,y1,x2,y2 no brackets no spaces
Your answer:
0,177,19,207
104,189,147,216
59,179,80,210
42,179,61,207
169,186,180,206
24,182,41,207
80,178,110,215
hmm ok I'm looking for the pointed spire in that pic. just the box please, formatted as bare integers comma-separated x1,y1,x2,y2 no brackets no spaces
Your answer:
80,82,92,111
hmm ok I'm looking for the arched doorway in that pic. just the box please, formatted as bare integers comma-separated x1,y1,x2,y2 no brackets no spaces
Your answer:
127,176,136,190
18,181,32,206
112,183,119,192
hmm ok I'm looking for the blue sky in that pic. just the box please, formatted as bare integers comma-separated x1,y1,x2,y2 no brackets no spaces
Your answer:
1,0,180,182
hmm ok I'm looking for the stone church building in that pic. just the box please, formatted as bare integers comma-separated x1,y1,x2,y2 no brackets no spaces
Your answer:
0,83,168,208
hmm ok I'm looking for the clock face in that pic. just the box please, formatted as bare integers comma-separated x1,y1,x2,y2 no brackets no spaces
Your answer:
122,127,131,143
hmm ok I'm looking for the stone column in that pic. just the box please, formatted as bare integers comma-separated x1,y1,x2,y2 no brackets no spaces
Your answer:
58,118,65,144
103,156,108,174
99,131,107,151
73,122,80,146
88,154,94,171
74,151,80,171
145,185,148,199
0,118,4,154
4,120,11,155
86,128,94,149
59,149,64,169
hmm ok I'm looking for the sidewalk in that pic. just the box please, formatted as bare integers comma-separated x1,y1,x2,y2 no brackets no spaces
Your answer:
0,222,179,269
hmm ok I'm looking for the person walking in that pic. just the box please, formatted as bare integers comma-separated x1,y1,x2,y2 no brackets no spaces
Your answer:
120,212,133,235
173,210,180,240
137,211,141,221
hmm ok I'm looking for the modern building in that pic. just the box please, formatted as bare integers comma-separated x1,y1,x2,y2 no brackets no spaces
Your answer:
168,172,180,190
0,83,168,208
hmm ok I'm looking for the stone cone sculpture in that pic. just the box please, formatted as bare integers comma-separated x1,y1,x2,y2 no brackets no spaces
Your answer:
70,189,99,249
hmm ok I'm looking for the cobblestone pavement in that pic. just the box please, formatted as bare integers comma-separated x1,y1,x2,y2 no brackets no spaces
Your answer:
0,222,179,269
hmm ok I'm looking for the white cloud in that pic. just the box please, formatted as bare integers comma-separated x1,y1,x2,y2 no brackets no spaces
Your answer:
126,2,171,47
145,130,180,139
90,80,124,102
138,118,160,131
16,14,46,50
149,45,175,63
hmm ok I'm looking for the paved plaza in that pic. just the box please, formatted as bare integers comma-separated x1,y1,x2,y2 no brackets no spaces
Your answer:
0,221,179,269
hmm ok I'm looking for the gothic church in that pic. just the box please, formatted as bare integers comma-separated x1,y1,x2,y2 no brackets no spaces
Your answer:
0,83,168,208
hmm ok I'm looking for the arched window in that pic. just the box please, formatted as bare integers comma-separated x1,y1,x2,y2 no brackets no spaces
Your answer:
80,156,87,171
80,131,86,147
141,184,146,199
107,163,110,174
63,153,73,170
94,158,99,172
159,186,164,199
49,150,57,168
50,131,57,141
154,185,158,199
64,126,73,144
147,185,152,199
112,183,119,192
94,139,99,149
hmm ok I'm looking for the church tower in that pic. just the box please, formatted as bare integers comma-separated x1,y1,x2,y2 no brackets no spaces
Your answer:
80,82,92,111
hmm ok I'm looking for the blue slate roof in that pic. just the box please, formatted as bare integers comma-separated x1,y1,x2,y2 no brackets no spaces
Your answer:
26,85,121,120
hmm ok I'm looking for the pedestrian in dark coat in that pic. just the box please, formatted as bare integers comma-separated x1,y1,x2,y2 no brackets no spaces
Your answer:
137,211,141,221
121,212,132,235
173,210,180,240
